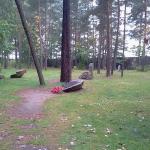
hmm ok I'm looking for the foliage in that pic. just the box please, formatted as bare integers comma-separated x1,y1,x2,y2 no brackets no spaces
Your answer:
0,0,150,70
0,20,16,54
76,47,89,69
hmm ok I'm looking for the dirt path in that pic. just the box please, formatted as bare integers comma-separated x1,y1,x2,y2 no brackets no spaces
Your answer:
7,80,71,150
12,88,55,119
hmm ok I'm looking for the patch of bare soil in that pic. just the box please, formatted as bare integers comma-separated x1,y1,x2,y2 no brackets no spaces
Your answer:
9,88,55,119
8,80,71,150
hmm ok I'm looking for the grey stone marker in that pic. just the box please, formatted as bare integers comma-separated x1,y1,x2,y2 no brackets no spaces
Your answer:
0,75,5,80
89,63,94,79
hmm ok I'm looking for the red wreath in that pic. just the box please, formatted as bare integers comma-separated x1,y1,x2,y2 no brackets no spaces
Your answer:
51,86,64,94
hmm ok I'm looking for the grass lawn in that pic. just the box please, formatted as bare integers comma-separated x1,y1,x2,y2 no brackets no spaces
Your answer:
0,68,150,150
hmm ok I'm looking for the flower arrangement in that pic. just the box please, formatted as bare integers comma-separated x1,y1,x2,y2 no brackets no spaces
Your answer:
51,86,64,94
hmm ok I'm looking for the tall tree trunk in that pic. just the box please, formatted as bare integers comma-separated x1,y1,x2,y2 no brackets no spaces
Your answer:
44,0,48,70
121,0,127,77
74,1,79,67
74,27,78,66
15,0,45,85
14,37,18,68
60,0,72,82
4,52,8,69
18,28,23,69
92,23,96,68
38,0,44,69
48,8,53,63
141,0,147,71
106,0,111,77
138,13,143,66
97,31,101,74
2,51,4,68
101,31,106,70
97,29,103,74
111,0,120,75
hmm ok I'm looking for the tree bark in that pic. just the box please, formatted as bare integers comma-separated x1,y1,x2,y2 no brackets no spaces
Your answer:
4,52,8,69
101,31,106,70
18,27,23,69
138,13,143,66
15,0,45,85
111,0,120,75
141,0,147,71
97,30,103,74
38,0,44,69
97,31,101,74
74,1,79,67
106,0,111,77
60,0,72,82
121,0,127,77
14,37,18,68
44,0,48,70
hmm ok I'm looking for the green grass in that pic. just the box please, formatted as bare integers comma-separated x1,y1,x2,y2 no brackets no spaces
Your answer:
45,71,150,150
0,68,60,149
0,69,150,150
0,68,60,109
